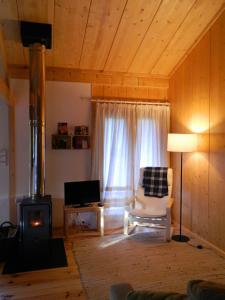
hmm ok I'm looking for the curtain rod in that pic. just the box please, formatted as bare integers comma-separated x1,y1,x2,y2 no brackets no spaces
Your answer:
80,97,170,106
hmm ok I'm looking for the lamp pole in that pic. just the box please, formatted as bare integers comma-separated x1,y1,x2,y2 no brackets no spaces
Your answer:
172,152,189,242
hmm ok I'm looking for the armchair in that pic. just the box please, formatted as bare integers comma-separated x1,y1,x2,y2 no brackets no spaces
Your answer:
124,168,174,241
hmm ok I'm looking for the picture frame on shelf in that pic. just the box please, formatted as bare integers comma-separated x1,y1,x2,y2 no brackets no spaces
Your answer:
58,122,68,135
52,135,71,149
74,125,88,136
72,136,90,149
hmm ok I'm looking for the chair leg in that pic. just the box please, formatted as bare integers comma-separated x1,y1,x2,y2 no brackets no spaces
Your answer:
166,213,172,242
166,226,171,242
124,210,129,235
127,224,137,235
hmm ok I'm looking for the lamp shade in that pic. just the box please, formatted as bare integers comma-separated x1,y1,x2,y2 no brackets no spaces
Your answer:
167,133,197,152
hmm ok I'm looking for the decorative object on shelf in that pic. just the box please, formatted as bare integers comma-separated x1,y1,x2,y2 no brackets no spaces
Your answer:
52,134,71,149
167,133,197,243
74,125,88,136
73,136,90,149
57,122,68,135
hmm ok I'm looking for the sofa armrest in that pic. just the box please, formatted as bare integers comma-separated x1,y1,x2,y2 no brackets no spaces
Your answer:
127,291,188,300
109,283,133,300
187,280,225,300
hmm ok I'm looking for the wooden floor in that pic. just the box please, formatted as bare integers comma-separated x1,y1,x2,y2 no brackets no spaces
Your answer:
1,226,225,300
0,232,86,300
0,225,120,300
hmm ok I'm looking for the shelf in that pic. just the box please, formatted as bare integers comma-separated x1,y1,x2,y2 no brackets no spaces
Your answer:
51,134,90,150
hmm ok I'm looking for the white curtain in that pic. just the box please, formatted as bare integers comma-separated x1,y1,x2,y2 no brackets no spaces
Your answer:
91,101,170,206
134,105,170,188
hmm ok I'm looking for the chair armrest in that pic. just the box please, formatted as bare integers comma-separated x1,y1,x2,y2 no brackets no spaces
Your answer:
126,198,135,209
127,196,146,209
134,196,146,209
167,198,174,209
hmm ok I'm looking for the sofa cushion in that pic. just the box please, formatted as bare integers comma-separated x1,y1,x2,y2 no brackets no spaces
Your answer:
187,280,225,300
109,283,133,300
127,291,188,300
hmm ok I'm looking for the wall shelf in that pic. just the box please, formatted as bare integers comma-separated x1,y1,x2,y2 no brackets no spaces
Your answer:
52,134,90,150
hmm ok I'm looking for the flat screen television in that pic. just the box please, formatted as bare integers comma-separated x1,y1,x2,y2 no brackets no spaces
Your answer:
64,180,101,207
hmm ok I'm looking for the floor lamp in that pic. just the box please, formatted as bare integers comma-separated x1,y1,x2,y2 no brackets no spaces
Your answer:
167,133,197,242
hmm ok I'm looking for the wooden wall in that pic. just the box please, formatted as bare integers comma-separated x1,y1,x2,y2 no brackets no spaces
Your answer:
91,84,168,100
0,25,10,103
169,10,225,250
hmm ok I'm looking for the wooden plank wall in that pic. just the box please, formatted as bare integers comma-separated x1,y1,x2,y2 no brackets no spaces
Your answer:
169,10,225,250
92,84,168,100
0,25,10,103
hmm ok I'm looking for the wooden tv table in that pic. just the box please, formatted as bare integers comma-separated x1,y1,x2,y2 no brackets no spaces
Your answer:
64,204,104,238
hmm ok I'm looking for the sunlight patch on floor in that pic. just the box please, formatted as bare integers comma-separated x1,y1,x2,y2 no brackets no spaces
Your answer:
99,234,128,249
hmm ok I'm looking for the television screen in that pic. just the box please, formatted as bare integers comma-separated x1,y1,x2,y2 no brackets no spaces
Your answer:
64,180,101,207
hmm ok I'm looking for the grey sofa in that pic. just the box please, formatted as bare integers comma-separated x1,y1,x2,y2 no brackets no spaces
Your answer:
109,280,225,300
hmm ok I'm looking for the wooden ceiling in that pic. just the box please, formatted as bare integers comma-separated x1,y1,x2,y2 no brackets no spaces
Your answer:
0,0,225,78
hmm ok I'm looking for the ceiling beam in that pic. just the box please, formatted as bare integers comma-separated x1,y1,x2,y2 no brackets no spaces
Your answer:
0,25,9,84
0,25,10,104
9,65,169,89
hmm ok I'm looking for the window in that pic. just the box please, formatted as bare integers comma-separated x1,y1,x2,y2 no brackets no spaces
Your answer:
91,102,170,206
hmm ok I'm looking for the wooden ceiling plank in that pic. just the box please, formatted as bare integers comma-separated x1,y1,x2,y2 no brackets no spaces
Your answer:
129,0,196,74
17,0,54,23
104,0,162,72
0,0,25,66
17,0,55,66
152,0,225,76
79,0,127,70
53,0,91,68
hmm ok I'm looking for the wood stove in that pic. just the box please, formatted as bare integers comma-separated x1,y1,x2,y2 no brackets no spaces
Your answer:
2,22,67,274
18,196,52,243
15,22,53,244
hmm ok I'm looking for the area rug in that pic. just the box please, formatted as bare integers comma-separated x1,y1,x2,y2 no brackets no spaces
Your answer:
73,231,225,300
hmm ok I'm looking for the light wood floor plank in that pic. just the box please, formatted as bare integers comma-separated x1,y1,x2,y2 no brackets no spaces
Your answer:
0,239,86,300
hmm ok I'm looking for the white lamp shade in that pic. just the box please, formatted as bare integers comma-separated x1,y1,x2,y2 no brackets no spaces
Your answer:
167,133,197,152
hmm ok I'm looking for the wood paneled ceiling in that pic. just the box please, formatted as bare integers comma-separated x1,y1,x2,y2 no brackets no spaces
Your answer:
1,0,225,78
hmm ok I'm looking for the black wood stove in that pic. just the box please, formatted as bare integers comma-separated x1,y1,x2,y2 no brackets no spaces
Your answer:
18,195,52,243
2,22,67,274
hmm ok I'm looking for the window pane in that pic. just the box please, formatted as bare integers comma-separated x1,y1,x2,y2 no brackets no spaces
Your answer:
104,117,128,187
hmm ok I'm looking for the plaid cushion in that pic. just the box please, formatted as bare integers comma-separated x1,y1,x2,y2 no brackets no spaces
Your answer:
142,167,168,198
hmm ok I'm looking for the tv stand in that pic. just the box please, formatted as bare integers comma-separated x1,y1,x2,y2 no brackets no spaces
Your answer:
64,204,104,238
71,203,91,208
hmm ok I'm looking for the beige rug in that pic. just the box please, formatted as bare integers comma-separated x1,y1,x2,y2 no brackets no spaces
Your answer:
73,231,225,300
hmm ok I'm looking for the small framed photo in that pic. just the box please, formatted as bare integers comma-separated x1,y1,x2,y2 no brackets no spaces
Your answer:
74,125,88,136
72,136,90,149
52,135,71,149
80,126,88,135
58,122,68,135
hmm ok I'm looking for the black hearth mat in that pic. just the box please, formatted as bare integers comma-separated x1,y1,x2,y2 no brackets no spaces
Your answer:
2,238,67,274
